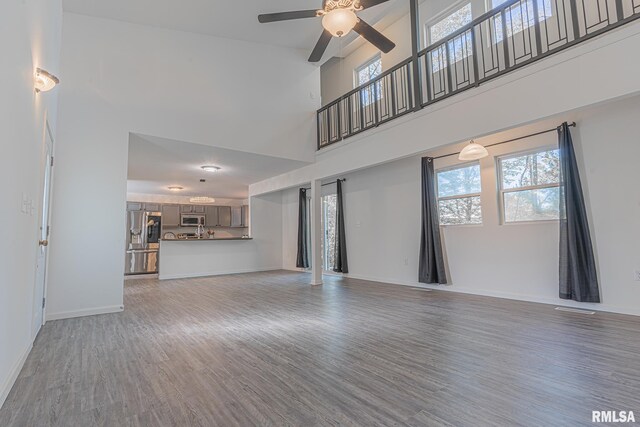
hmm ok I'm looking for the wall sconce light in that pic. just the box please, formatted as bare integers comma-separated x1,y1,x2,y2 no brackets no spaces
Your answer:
34,68,59,93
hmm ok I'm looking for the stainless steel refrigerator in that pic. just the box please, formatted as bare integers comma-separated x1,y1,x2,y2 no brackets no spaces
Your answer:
125,211,161,275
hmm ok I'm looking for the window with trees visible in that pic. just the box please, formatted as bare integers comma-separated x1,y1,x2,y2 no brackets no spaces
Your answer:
490,0,553,42
427,3,473,73
436,163,482,225
322,194,337,271
498,148,561,223
355,54,382,106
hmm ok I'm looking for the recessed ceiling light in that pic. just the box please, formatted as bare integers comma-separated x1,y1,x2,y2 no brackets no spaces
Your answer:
168,186,183,191
201,165,220,172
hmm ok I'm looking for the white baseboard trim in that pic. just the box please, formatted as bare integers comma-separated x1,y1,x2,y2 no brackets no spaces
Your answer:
341,273,640,317
46,305,124,321
0,342,33,410
159,267,282,281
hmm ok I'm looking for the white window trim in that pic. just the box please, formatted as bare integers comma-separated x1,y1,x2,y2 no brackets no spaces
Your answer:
436,160,483,227
424,1,472,47
496,145,561,225
353,53,382,89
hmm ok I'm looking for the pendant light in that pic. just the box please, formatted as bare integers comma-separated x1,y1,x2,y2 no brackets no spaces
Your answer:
458,140,489,161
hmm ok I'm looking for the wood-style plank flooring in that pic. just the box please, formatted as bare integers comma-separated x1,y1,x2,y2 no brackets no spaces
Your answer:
1,270,639,426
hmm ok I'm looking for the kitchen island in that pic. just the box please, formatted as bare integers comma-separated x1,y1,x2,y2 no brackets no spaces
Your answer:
158,237,281,280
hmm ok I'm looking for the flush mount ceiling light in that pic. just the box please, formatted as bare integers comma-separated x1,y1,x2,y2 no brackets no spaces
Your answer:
168,186,183,191
458,140,489,161
190,196,216,204
201,165,221,172
34,68,59,93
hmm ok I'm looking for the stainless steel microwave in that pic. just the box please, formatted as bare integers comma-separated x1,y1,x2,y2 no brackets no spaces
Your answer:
180,214,205,227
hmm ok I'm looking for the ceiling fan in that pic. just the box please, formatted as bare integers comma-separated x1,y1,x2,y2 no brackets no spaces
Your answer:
258,0,395,62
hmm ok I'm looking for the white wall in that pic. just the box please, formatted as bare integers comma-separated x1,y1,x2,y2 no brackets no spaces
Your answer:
47,13,319,320
0,0,62,408
159,193,283,279
279,95,640,315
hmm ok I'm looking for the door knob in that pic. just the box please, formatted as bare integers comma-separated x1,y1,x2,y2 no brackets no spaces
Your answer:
39,240,49,247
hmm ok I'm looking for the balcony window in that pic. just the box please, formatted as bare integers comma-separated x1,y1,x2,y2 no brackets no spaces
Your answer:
427,3,473,73
355,54,382,106
490,0,554,42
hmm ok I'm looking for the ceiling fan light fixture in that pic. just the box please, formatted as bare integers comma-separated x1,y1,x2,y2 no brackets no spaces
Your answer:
458,140,489,161
322,9,358,37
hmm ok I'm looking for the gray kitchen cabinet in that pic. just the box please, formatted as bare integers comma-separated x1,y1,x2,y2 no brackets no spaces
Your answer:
162,204,180,227
180,204,206,214
242,205,249,227
144,203,160,212
217,206,232,227
127,202,143,211
231,206,243,227
205,206,218,227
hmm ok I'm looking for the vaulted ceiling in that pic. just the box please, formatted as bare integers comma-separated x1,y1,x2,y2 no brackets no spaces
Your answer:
63,0,407,53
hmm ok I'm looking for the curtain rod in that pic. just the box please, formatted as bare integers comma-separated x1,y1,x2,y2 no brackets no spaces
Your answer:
302,178,345,191
430,122,576,160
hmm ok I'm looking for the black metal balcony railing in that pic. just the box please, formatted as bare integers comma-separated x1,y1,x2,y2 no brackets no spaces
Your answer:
317,0,640,149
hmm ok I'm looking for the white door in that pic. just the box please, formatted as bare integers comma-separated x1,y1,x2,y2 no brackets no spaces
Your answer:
33,121,54,338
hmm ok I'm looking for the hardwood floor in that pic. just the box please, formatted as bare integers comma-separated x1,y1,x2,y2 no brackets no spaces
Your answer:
1,270,639,426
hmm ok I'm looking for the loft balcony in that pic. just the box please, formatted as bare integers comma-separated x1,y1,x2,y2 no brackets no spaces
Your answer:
317,0,640,149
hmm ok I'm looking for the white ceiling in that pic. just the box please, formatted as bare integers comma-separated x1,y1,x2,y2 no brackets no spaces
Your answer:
127,134,309,199
62,0,407,53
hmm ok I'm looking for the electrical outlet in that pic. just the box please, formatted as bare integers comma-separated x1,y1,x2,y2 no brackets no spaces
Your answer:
635,270,640,281
404,258,409,266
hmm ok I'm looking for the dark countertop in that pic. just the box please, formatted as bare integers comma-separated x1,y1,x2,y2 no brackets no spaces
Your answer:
161,237,252,242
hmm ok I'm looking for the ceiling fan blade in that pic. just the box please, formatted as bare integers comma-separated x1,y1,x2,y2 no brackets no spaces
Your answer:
358,0,390,9
258,10,318,23
353,19,395,53
308,30,333,62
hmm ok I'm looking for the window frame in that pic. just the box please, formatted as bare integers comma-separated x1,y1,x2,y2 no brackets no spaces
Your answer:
496,145,562,225
487,0,554,44
354,53,383,106
424,1,474,73
435,160,483,227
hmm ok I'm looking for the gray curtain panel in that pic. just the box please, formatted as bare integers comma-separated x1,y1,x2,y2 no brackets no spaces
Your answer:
296,188,310,268
419,157,447,284
333,179,349,273
558,122,600,302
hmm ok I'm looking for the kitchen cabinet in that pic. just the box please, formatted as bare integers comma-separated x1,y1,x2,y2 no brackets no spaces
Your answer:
127,202,143,211
162,204,180,227
242,205,249,227
205,206,218,227
144,203,160,212
231,206,242,227
218,206,232,227
180,205,206,214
